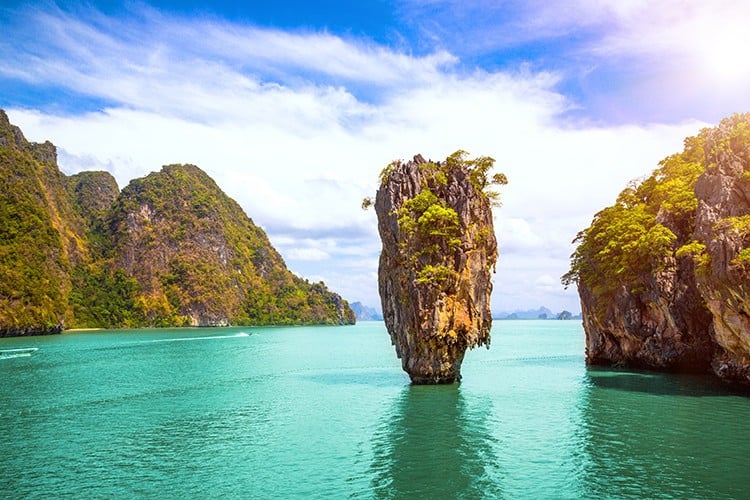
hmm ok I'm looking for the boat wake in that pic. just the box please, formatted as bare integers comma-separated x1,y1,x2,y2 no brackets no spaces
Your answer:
143,332,251,344
0,347,39,359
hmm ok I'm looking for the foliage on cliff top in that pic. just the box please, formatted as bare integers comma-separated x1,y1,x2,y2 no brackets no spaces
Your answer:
369,150,505,287
564,112,750,296
563,124,708,295
445,150,508,205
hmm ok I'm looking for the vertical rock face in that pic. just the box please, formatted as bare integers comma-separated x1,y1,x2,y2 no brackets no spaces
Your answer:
693,120,750,382
374,153,500,383
569,113,750,385
578,256,716,372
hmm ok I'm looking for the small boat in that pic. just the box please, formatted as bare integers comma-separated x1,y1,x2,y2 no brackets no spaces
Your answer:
0,347,39,358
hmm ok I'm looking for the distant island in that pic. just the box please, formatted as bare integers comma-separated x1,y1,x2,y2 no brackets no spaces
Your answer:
350,303,581,322
349,302,383,321
0,110,354,336
493,306,581,320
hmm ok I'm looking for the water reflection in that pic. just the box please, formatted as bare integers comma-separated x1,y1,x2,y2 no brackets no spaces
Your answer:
576,369,750,498
586,367,750,397
370,385,503,499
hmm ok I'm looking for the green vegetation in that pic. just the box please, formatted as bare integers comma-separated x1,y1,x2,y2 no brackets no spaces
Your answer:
397,189,462,256
65,170,120,227
707,114,750,165
0,113,354,333
416,264,454,285
714,215,750,269
565,112,750,295
733,248,750,266
0,140,72,331
69,265,140,328
373,151,505,286
445,150,508,206
397,188,461,286
717,215,750,236
379,160,399,186
563,127,707,296
675,240,710,270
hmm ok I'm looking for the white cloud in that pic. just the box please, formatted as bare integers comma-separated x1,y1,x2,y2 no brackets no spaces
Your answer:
535,274,559,292
1,4,456,120
495,217,544,252
283,248,331,261
2,5,711,314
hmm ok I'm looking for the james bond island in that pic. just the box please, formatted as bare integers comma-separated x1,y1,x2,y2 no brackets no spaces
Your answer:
369,151,506,384
564,113,750,386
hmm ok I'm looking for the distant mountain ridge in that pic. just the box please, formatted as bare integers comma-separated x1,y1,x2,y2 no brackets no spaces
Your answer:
349,302,383,321
493,306,581,320
0,110,355,335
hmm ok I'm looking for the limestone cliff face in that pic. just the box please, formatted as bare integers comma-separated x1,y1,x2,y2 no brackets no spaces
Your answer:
693,121,750,383
571,113,750,384
578,254,716,372
108,164,356,327
107,164,242,326
375,153,499,383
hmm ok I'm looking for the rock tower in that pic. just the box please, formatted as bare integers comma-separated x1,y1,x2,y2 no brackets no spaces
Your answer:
374,152,502,383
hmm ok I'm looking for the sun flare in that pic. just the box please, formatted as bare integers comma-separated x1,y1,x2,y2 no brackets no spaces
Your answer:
695,29,750,84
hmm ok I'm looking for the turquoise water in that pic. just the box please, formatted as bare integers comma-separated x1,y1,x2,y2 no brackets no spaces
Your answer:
1,320,749,498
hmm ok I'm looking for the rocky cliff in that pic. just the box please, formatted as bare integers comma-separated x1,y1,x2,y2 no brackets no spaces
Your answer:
693,118,750,382
105,163,355,327
0,110,84,336
567,113,750,384
373,152,503,383
0,111,354,334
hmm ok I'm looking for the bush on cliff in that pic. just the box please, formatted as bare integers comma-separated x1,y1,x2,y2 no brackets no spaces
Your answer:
563,129,707,297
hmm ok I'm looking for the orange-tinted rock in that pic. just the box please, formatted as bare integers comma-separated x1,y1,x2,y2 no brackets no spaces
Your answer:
374,153,499,383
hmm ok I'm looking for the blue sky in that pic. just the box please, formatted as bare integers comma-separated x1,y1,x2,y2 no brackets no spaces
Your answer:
3,0,750,314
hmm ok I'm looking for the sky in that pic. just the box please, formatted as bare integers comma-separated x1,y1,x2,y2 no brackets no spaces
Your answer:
2,0,750,315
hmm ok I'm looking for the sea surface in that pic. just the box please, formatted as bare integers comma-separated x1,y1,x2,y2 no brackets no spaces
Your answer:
1,320,749,499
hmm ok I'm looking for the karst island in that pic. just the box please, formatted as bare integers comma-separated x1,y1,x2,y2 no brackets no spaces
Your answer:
0,110,355,336
366,151,506,384
565,113,750,386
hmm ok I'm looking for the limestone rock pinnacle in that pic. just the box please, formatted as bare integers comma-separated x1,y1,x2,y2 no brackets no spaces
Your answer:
373,152,502,383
